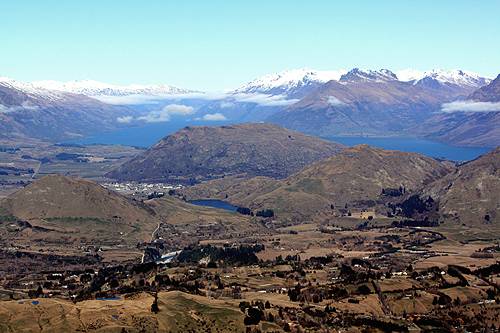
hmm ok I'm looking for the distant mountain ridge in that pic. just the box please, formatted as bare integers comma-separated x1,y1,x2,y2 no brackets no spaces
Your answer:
18,67,491,101
266,69,448,137
1,68,494,144
0,76,135,141
31,79,194,97
198,67,491,123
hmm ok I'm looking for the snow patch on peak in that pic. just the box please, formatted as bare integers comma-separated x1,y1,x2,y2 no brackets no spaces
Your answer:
234,68,348,95
396,69,492,88
0,76,65,101
394,69,426,82
340,68,398,83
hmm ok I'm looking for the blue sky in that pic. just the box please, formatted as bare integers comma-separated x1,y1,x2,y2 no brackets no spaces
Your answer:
1,0,499,91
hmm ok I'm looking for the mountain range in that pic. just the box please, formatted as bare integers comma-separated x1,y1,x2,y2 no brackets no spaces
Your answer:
30,67,489,99
267,69,447,137
0,76,136,141
1,67,497,146
31,79,194,97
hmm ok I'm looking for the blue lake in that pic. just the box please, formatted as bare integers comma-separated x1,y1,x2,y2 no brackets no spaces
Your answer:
67,121,493,162
68,119,238,148
188,200,239,211
323,137,493,162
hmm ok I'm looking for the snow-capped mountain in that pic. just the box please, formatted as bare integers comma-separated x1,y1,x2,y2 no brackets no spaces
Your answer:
0,76,68,102
31,79,194,96
234,67,491,97
233,67,348,98
0,76,136,142
395,69,492,88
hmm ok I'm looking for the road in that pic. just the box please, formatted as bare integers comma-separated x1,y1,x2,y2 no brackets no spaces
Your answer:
150,223,160,243
141,222,161,263
29,161,42,182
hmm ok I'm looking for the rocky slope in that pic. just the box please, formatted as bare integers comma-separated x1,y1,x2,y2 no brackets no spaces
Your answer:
106,123,347,183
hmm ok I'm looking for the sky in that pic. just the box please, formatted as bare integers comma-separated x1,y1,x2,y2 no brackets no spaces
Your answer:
1,0,499,91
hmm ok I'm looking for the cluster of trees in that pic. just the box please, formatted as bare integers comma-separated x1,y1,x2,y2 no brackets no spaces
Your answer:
55,153,84,160
398,195,434,218
381,187,404,197
176,244,265,266
390,219,439,228
236,207,275,218
236,207,251,215
256,209,274,217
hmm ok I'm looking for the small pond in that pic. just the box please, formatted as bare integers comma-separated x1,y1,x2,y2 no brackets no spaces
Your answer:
188,200,238,212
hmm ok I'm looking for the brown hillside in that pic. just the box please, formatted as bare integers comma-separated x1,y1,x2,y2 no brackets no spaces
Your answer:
182,145,454,219
106,122,346,183
421,146,500,225
0,174,158,227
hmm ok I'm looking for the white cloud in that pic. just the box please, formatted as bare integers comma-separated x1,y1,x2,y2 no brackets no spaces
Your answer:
162,104,195,115
117,116,134,123
0,102,40,113
203,113,227,121
231,93,299,106
94,92,230,105
94,91,299,107
0,105,20,113
94,95,159,105
137,104,195,123
328,96,347,106
441,101,500,113
220,101,235,108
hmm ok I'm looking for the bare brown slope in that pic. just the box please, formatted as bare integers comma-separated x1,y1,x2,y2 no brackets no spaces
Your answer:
421,146,500,225
182,145,454,218
106,122,347,184
0,174,157,225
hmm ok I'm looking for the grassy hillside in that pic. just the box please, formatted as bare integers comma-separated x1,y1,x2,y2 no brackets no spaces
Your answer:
181,145,454,221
